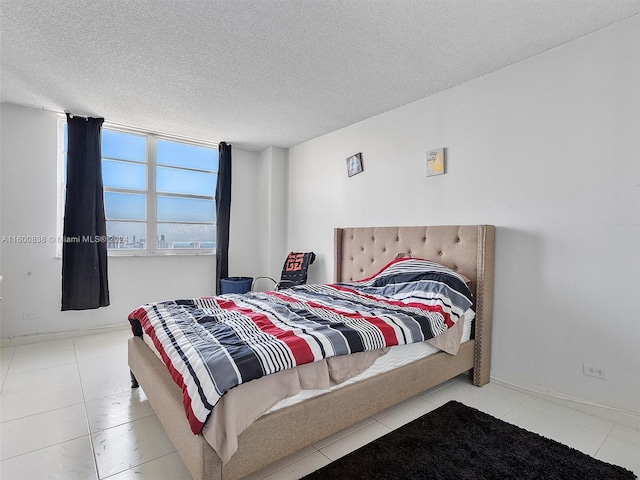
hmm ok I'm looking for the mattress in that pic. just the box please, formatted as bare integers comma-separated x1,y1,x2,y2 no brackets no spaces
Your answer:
266,312,473,412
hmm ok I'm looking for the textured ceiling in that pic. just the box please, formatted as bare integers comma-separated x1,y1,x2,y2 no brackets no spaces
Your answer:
2,1,639,150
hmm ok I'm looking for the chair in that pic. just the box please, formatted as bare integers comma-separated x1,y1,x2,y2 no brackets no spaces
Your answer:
254,252,316,291
277,251,316,289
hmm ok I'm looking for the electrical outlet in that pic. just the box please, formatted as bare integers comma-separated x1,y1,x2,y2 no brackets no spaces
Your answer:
583,363,607,380
23,312,37,320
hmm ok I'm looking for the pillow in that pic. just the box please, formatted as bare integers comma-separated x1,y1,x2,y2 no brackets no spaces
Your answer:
345,257,474,343
356,257,473,306
393,254,472,286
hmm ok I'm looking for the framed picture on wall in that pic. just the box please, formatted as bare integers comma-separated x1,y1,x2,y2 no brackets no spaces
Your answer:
346,152,363,177
426,148,446,176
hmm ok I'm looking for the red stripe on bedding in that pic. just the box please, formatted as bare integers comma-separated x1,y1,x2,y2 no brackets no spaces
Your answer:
215,298,316,365
268,291,402,347
329,284,455,329
131,306,205,434
356,257,410,282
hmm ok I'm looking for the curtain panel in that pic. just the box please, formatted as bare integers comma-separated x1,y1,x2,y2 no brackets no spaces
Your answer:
61,114,110,310
215,142,232,295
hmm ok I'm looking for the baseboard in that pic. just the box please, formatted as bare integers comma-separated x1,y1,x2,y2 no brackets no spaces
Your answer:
491,376,639,431
0,324,126,348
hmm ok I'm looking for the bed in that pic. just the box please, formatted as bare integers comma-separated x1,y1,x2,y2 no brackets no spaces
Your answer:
127,224,496,480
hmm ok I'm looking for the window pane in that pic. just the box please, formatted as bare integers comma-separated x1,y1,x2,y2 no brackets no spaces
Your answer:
157,166,215,196
157,139,218,171
103,160,146,190
106,221,146,249
102,130,146,162
105,192,146,221
157,223,215,249
157,196,215,223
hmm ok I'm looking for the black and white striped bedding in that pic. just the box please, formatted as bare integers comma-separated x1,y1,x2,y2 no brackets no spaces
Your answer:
128,258,473,435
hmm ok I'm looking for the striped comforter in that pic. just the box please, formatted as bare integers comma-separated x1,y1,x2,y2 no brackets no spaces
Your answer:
128,258,473,434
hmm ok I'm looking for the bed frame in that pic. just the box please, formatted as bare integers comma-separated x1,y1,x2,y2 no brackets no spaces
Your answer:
128,225,496,480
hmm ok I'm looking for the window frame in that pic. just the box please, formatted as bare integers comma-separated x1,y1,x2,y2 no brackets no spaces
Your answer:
57,116,218,257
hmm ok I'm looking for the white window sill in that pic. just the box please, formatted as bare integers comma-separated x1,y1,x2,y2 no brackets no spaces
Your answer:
55,250,215,259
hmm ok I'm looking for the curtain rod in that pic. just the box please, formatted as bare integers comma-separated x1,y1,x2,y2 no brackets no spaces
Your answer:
5,102,219,146
104,120,220,147
60,106,218,146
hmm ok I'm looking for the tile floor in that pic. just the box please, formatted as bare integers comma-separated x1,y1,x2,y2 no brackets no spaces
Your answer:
1,329,638,479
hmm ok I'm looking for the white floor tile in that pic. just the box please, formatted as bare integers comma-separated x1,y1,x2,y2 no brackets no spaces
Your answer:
2,361,80,391
86,388,154,433
79,356,132,402
521,396,614,434
243,446,318,480
0,346,15,364
82,369,133,403
595,435,640,478
78,351,130,378
12,338,75,356
608,423,640,447
73,331,129,349
91,415,176,478
371,394,423,421
501,404,608,455
376,397,439,430
259,451,331,480
312,417,376,450
422,377,530,417
0,436,98,480
75,338,128,364
8,346,77,375
0,347,14,388
6,339,77,376
318,420,391,461
101,451,192,480
0,363,84,422
0,403,89,460
0,332,637,480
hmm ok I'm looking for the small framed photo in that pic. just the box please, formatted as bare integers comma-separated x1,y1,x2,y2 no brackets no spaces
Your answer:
426,148,445,177
346,153,363,177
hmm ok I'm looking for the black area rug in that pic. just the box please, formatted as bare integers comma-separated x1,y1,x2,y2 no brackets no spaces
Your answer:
301,400,636,480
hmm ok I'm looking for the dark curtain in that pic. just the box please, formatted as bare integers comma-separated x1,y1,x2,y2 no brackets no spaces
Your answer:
61,114,110,310
215,142,232,295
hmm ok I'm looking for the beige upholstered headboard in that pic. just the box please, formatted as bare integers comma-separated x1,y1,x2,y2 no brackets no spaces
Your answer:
334,225,496,385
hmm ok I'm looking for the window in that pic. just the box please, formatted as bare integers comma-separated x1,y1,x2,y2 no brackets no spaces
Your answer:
58,117,218,254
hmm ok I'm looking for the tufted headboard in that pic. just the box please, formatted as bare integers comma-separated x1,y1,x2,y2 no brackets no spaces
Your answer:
334,225,496,385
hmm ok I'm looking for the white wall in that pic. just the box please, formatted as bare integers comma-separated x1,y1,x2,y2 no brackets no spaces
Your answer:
0,103,261,339
228,146,262,279
287,16,640,416
254,147,288,290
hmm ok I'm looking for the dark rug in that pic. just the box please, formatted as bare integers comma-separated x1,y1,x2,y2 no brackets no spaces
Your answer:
301,400,636,480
